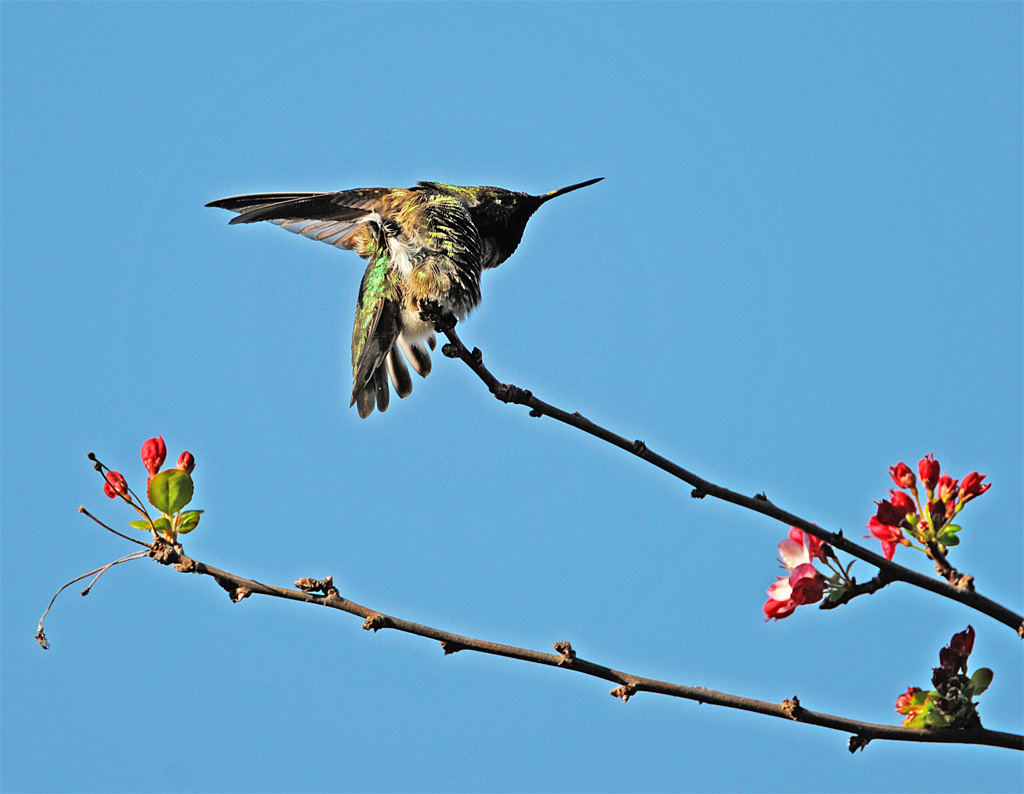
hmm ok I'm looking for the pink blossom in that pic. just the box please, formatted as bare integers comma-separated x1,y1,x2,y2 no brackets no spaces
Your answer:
787,526,829,562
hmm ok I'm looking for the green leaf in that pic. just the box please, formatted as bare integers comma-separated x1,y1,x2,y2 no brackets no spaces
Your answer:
147,469,194,515
924,709,952,728
128,519,152,531
152,516,173,539
177,510,203,535
967,667,993,697
936,525,962,547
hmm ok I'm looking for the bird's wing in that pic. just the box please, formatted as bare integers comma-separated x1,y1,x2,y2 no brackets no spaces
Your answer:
206,188,394,251
350,240,403,418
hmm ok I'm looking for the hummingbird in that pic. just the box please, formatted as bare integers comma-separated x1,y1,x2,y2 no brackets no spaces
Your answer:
206,177,603,418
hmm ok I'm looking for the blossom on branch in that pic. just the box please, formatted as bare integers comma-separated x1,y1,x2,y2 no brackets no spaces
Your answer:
763,528,830,621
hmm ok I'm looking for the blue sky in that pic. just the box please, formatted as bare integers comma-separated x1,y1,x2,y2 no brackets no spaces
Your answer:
2,3,1021,792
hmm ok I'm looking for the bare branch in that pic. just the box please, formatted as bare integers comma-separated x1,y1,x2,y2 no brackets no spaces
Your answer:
145,541,1021,752
438,326,1024,638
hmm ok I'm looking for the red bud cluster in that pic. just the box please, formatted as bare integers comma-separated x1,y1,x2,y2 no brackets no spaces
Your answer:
896,626,991,729
868,454,990,561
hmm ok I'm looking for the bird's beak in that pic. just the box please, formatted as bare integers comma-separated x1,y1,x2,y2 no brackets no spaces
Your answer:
538,177,604,204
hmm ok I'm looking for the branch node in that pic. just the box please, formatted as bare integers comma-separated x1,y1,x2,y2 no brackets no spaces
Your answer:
363,613,388,632
173,557,197,574
471,347,483,364
295,576,335,595
440,640,467,655
441,342,459,359
553,640,576,665
782,695,802,720
951,573,975,592
214,576,250,602
148,539,184,565
35,630,50,650
848,735,872,753
754,492,769,502
610,683,637,703
211,575,250,602
632,440,647,454
493,383,531,405
691,488,707,500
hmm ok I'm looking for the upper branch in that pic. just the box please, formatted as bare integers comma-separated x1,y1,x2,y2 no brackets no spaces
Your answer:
438,327,1024,637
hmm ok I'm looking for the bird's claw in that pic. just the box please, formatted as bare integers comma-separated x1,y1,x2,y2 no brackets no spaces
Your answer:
418,300,457,333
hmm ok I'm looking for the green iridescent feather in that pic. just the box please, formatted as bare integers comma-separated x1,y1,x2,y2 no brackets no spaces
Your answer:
350,244,401,401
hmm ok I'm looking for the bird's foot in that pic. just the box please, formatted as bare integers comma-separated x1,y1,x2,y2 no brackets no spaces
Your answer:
418,300,457,334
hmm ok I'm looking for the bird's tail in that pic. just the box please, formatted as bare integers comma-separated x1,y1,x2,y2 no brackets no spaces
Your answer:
351,331,436,419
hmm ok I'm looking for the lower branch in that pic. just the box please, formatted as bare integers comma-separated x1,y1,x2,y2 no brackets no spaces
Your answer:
148,541,1022,752
438,327,1024,638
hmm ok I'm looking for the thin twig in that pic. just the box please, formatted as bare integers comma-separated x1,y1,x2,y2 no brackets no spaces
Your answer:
78,506,152,547
147,541,1022,752
36,551,150,649
437,326,1024,638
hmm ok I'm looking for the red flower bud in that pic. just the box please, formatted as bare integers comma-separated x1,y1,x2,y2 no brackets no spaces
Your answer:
177,451,195,474
889,462,916,490
103,470,128,499
788,563,824,605
895,686,921,712
141,436,167,475
960,472,990,500
763,596,797,621
875,498,910,528
937,474,958,504
928,499,947,527
918,454,940,491
889,489,916,514
949,625,975,661
868,515,903,543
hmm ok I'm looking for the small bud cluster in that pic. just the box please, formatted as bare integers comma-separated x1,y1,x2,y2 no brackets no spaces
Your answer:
95,436,202,542
895,626,993,729
866,454,990,561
